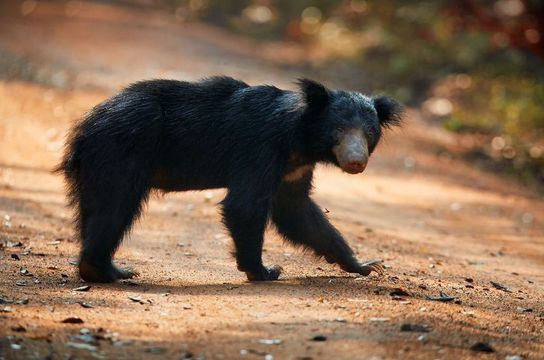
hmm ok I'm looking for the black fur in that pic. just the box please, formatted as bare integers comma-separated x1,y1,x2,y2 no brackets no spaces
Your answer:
56,76,403,282
297,78,329,110
373,95,404,128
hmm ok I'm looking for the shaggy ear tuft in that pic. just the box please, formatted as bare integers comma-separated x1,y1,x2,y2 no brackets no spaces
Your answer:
373,96,404,128
297,78,329,110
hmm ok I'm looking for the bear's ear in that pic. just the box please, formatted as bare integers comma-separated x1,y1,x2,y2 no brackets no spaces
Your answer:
297,78,329,111
373,96,404,129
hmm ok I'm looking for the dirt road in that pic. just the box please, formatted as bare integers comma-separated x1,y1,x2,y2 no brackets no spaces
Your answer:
0,2,543,359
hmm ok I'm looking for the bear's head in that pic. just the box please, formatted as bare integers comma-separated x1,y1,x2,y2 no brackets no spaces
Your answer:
298,79,403,174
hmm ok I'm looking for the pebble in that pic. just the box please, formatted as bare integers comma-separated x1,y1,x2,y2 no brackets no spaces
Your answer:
311,335,327,342
257,339,282,345
67,342,97,351
470,342,495,353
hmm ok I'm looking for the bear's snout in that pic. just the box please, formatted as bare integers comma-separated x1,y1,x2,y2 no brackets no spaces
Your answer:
333,128,369,174
343,159,368,174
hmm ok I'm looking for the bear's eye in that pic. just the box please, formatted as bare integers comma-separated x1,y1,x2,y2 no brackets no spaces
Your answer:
335,127,344,133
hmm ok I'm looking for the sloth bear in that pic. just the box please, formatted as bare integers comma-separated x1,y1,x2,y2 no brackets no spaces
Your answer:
57,76,403,283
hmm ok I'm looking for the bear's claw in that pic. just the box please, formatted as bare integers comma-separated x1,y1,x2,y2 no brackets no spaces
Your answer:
246,265,283,281
115,266,140,280
339,259,385,277
356,259,385,276
79,260,139,283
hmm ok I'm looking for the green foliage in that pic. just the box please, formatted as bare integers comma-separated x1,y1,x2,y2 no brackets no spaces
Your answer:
450,76,544,138
446,75,544,186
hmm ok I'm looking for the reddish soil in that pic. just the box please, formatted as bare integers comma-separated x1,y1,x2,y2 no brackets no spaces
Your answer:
0,2,543,359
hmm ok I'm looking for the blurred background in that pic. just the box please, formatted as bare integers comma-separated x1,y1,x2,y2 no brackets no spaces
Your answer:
1,0,543,189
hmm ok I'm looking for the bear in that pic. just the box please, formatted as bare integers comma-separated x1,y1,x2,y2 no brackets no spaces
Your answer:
56,76,403,283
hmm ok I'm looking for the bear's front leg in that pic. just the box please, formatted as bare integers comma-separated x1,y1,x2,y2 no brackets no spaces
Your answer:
272,177,384,277
221,189,282,281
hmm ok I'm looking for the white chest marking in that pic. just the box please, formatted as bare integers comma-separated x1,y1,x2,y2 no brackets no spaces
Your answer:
283,165,315,182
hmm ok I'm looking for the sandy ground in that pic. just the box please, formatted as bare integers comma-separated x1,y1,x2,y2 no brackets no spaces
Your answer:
0,2,543,359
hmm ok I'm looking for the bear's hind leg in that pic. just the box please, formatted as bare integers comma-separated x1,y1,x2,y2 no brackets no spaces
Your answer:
77,170,150,283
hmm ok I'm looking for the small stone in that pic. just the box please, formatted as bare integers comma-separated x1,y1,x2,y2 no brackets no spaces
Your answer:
128,295,144,304
490,281,512,292
311,335,327,342
505,355,524,360
390,288,411,297
257,339,282,345
470,342,495,353
19,267,32,276
11,325,26,332
73,285,91,292
67,342,97,351
120,279,138,286
400,323,431,332
426,292,455,302
61,317,84,324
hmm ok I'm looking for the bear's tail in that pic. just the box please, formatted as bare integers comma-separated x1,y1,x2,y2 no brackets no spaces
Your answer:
53,124,85,208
